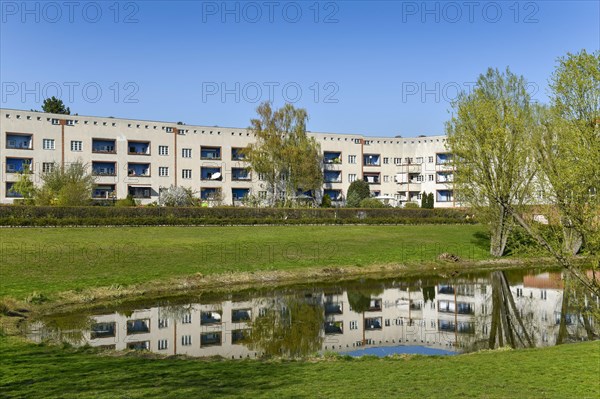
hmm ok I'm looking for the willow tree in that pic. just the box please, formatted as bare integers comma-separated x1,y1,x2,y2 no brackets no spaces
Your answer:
245,102,323,206
535,50,600,256
505,51,600,297
446,67,537,256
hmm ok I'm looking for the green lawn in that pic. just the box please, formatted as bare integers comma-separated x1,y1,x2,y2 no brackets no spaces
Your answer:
0,225,490,298
0,337,597,399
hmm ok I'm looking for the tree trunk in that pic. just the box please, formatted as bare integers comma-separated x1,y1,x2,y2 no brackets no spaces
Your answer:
490,208,511,257
562,223,583,255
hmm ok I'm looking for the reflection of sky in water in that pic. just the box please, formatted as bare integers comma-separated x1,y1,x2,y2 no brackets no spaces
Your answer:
27,268,599,359
342,345,456,357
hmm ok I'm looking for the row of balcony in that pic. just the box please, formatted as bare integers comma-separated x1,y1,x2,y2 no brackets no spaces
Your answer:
6,136,454,167
5,135,248,160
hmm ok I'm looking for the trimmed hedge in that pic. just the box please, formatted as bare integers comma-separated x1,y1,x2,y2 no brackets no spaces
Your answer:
0,205,476,226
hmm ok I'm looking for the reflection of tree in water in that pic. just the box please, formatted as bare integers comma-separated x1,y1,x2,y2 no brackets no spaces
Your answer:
38,312,93,345
488,271,534,349
556,273,600,344
347,285,384,345
248,296,324,358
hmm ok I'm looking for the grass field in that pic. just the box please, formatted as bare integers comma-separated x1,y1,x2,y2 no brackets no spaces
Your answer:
0,225,491,298
0,336,597,399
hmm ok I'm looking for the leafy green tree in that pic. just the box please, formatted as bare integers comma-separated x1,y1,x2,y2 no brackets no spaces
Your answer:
245,102,323,207
535,50,599,255
446,67,537,257
346,180,371,207
42,97,70,115
9,164,36,203
35,162,95,206
506,50,600,296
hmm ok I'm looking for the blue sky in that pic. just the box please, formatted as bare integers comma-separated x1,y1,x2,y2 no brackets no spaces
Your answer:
1,1,598,136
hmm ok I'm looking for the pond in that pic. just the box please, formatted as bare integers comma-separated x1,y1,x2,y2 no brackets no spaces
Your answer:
26,266,599,359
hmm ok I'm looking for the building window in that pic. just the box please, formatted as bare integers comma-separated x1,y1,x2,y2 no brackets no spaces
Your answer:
182,169,192,179
42,163,54,173
158,145,169,156
383,175,389,182
416,157,423,164
181,335,192,346
182,148,192,158
348,155,356,164
383,157,389,164
349,321,358,330
394,157,401,165
159,167,169,177
258,191,267,199
258,173,266,181
71,141,82,152
348,174,357,183
182,314,192,324
428,156,434,163
158,319,169,329
428,174,434,181
43,139,55,150
416,175,424,182
158,339,168,350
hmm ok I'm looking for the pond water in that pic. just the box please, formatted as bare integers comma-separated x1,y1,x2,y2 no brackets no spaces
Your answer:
27,267,599,359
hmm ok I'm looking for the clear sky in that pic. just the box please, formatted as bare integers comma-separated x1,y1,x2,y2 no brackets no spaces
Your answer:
1,1,598,137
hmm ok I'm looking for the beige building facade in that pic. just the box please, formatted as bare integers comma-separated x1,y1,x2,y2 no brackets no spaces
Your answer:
1,108,455,206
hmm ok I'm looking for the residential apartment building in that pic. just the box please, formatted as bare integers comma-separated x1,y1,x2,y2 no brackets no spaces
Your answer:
1,108,455,206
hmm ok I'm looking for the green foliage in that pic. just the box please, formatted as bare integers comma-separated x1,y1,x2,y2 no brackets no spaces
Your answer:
248,298,324,358
115,195,137,207
420,192,434,209
0,206,476,227
245,102,323,206
359,198,386,208
35,162,95,206
320,194,332,208
537,50,600,257
346,180,371,207
9,164,36,203
42,96,70,115
446,67,536,257
404,202,420,209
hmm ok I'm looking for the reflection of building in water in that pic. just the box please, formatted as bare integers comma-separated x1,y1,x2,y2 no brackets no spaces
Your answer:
28,271,599,357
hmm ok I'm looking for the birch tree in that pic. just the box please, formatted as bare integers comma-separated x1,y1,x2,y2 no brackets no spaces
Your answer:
245,102,323,206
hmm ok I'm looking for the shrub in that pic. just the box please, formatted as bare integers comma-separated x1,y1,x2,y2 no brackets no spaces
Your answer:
115,195,137,207
359,198,386,208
